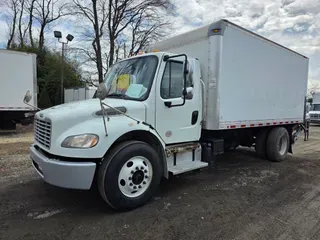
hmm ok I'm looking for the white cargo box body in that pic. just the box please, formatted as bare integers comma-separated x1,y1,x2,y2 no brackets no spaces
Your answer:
151,19,309,130
0,50,37,110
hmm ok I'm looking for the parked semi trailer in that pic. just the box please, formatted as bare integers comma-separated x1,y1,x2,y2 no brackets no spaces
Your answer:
0,50,37,130
28,19,309,210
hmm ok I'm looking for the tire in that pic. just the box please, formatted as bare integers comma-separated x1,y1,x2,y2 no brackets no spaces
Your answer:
97,140,162,210
266,127,289,162
255,130,268,159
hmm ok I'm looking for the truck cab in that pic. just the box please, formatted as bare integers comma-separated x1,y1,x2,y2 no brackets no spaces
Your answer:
30,52,204,210
309,93,320,124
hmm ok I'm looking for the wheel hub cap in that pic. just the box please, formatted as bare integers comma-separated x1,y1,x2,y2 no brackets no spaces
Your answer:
118,156,153,198
132,170,144,185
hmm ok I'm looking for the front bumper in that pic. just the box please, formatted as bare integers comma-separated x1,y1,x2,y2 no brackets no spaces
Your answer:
30,145,96,190
310,119,320,124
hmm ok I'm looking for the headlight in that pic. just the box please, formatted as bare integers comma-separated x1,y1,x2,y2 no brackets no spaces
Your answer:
61,134,99,148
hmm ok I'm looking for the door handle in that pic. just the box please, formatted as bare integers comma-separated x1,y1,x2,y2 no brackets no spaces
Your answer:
164,101,172,108
191,111,199,125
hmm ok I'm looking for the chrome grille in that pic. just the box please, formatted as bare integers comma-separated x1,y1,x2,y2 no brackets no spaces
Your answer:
310,113,320,119
34,117,51,149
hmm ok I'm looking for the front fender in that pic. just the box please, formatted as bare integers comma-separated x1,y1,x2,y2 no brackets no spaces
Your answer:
52,116,165,159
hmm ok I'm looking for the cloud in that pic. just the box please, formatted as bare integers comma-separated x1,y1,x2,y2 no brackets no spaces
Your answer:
0,0,319,87
168,0,320,89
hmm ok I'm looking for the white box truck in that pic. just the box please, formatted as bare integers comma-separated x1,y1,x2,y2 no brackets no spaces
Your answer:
28,19,309,210
0,50,37,130
309,92,320,123
64,86,97,103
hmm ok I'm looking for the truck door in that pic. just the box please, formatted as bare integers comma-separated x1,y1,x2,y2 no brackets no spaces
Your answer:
155,57,202,144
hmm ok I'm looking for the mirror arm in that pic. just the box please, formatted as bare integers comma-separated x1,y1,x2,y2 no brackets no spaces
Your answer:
23,99,41,111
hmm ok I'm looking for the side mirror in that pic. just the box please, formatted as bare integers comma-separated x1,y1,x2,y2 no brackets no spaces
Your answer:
96,82,108,100
23,90,32,103
183,87,193,100
23,90,41,111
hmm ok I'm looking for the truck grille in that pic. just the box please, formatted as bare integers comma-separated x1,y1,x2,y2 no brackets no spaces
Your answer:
310,114,320,119
34,117,51,149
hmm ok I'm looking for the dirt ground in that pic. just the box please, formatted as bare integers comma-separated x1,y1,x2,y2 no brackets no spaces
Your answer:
1,125,320,240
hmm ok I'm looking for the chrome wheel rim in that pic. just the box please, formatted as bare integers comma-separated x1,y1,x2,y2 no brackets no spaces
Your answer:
118,156,153,198
278,135,287,155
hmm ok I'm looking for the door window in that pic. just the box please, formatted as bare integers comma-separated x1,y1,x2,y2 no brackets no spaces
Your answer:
160,61,184,99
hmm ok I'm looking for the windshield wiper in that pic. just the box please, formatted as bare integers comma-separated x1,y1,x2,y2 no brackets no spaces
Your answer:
107,93,126,99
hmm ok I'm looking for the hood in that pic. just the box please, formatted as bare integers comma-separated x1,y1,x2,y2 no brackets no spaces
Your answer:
35,98,146,128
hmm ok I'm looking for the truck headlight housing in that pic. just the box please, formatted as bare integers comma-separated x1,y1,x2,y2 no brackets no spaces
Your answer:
61,134,99,148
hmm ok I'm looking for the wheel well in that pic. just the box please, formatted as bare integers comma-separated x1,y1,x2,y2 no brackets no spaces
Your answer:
108,130,168,178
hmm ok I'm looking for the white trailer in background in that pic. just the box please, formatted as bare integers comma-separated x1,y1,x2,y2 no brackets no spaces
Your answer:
309,92,320,124
64,86,97,103
0,50,37,130
29,19,309,210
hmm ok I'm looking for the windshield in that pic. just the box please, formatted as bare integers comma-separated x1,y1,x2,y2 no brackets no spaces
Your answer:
311,104,320,111
103,55,158,101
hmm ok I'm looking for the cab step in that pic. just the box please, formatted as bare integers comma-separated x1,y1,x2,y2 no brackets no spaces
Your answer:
166,142,207,175
168,161,208,175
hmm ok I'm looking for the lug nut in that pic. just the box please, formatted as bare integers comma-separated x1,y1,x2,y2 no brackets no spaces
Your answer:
143,181,146,184
141,166,144,170
133,186,137,189
129,177,132,180
129,183,133,186
145,176,148,179
131,171,134,174
136,167,139,170
144,170,147,173
138,185,142,188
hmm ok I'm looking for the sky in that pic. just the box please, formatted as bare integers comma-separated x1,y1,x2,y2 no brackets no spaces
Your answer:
0,0,319,90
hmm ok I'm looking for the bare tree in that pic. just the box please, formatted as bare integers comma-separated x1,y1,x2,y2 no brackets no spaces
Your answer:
73,0,108,83
18,0,25,46
6,0,37,48
25,0,36,47
127,11,169,57
6,0,19,48
107,0,172,67
32,0,70,50
309,83,320,95
17,0,33,47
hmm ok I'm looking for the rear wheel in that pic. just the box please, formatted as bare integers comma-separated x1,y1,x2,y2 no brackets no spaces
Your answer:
97,141,162,210
266,127,289,162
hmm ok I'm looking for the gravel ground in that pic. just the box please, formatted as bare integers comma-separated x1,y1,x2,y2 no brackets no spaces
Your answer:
1,125,320,240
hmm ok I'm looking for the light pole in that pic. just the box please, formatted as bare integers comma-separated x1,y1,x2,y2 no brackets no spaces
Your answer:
54,31,74,104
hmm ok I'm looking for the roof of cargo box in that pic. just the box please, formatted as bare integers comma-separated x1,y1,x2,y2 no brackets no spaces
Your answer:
0,49,36,57
149,19,308,59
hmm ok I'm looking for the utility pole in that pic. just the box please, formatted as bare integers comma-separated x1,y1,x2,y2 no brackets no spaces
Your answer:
54,31,74,104
60,42,65,104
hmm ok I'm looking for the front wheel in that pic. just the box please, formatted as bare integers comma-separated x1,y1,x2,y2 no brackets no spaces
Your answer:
97,141,162,210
